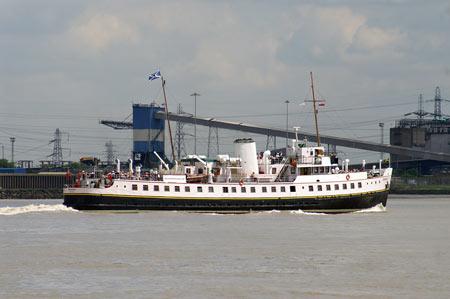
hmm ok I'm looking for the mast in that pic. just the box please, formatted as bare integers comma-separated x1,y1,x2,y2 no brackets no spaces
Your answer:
310,72,320,146
161,76,176,163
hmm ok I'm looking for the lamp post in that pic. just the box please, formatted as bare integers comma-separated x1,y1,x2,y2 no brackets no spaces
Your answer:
284,100,290,148
379,123,384,161
190,92,200,155
10,137,15,165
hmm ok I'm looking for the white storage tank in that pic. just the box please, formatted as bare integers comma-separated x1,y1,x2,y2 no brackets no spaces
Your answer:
234,138,258,177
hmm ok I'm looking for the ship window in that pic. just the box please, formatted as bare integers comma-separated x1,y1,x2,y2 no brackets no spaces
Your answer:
197,186,203,192
350,183,355,189
154,185,159,191
290,186,296,192
241,187,246,193
301,168,311,175
175,186,180,192
209,186,214,193
132,184,138,191
198,168,204,175
232,187,237,193
281,186,286,192
318,185,323,191
262,187,267,193
164,186,170,192
143,185,149,191
185,186,190,192
320,167,325,173
309,185,313,191
223,187,229,193
272,168,277,174
251,187,256,193
343,184,347,190
313,168,319,174
186,168,191,174
291,167,296,174
334,184,339,190
271,186,276,192
326,185,331,191
358,182,362,188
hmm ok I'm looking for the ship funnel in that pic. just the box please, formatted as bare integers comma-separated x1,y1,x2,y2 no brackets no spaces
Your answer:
115,159,120,173
234,138,258,177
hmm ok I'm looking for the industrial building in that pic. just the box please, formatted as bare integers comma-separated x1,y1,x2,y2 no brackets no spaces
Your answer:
390,87,450,174
131,103,166,168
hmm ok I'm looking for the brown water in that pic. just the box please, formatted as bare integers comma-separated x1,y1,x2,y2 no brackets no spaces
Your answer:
1,195,449,298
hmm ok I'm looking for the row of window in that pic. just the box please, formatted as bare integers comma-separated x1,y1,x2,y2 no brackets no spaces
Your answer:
129,182,367,193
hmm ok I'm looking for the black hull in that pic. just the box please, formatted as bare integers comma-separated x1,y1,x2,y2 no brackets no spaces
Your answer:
64,190,389,213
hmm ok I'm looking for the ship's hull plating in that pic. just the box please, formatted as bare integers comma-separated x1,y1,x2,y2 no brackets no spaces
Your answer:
64,190,389,213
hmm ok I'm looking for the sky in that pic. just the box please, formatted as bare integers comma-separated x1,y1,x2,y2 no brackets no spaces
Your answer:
1,0,450,166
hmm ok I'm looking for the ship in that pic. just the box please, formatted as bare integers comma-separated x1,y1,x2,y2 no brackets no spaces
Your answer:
63,137,392,213
63,73,392,213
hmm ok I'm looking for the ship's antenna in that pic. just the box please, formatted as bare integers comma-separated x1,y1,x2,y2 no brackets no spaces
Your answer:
161,75,176,163
310,72,320,146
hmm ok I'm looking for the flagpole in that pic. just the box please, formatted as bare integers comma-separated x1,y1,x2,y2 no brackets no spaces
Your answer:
161,76,176,163
310,72,320,146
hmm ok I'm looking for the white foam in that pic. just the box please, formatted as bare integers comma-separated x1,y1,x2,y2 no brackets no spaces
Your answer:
290,210,327,215
0,204,78,216
201,212,224,216
353,203,387,213
264,209,281,214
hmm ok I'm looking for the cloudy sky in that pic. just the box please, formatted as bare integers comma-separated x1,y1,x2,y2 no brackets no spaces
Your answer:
1,0,449,165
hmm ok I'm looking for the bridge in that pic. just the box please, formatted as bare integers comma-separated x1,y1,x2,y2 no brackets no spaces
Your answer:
155,111,450,163
100,111,450,163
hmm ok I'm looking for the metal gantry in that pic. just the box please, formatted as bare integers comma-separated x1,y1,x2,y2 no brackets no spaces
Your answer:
100,104,450,163
155,111,450,163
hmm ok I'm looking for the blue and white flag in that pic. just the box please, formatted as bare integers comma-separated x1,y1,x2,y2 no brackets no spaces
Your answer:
149,70,162,81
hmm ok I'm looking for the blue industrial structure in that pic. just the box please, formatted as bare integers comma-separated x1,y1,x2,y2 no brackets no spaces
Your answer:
132,103,165,168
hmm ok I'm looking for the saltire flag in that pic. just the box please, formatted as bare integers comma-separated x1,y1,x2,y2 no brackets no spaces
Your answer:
149,70,162,81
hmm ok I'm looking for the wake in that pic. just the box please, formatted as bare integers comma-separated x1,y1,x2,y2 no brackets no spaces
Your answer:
0,204,78,216
353,203,387,213
290,203,387,215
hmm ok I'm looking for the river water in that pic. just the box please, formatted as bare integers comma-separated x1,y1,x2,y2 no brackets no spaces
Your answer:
1,195,449,298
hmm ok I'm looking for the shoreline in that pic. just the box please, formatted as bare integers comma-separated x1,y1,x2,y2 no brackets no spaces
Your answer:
0,189,62,199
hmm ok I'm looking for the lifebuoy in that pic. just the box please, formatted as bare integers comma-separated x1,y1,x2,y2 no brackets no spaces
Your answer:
346,174,350,180
239,179,244,186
